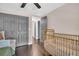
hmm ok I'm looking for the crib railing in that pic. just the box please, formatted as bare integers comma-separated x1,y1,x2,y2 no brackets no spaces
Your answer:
44,29,79,56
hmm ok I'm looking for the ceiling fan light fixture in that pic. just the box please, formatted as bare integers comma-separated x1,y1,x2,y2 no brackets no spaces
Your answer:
21,3,27,8
34,3,41,9
21,3,41,9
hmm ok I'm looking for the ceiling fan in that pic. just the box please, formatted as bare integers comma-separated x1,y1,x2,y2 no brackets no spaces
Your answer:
21,3,41,9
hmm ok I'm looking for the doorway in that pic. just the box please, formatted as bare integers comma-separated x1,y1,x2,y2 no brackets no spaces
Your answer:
32,16,41,43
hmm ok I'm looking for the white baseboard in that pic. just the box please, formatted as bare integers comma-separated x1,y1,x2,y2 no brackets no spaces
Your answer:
28,42,32,45
16,42,32,47
16,43,28,47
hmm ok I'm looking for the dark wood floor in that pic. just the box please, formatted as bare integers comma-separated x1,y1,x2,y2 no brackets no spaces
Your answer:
15,39,50,56
15,45,32,56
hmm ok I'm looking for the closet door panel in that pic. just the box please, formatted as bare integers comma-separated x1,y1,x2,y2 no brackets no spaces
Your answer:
3,14,17,38
0,14,4,30
17,16,29,46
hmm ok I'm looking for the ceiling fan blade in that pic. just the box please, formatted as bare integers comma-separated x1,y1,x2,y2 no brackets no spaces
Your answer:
34,3,41,9
21,3,27,8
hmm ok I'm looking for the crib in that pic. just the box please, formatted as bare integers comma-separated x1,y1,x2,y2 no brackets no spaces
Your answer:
44,29,79,56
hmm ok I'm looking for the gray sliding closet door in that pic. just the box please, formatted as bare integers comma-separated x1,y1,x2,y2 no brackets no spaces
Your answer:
0,13,29,46
17,16,29,46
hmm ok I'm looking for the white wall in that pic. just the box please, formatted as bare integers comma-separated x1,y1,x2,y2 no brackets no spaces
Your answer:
47,4,79,35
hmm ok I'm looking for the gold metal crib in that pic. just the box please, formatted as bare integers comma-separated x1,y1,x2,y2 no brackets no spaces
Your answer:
44,29,79,56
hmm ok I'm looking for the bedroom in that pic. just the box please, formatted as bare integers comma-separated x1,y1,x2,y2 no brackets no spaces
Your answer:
0,3,79,56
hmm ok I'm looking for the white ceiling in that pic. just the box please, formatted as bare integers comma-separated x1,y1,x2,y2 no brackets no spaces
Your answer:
0,3,64,17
